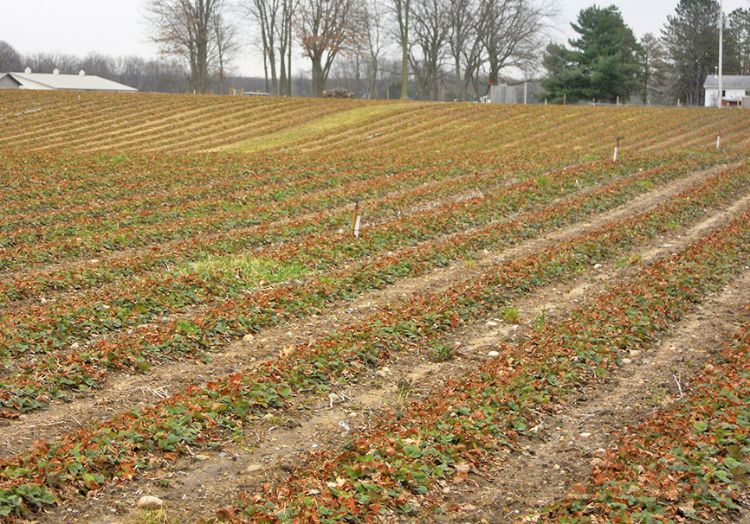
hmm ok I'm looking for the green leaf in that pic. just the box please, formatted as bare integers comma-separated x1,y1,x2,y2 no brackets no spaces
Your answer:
693,420,708,433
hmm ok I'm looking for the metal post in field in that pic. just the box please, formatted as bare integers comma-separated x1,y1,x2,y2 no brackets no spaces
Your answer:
717,129,722,151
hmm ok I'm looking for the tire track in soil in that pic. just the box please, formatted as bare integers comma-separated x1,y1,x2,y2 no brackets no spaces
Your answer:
0,163,732,459
40,176,750,523
435,269,750,524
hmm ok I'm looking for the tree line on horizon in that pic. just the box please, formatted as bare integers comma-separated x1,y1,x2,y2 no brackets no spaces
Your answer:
0,0,746,105
141,0,553,99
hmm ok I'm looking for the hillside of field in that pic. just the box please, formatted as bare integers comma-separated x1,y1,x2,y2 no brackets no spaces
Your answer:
1,91,750,523
2,90,750,156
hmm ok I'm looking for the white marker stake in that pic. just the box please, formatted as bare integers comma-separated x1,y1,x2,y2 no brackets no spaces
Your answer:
613,137,621,162
352,200,361,238
717,131,722,151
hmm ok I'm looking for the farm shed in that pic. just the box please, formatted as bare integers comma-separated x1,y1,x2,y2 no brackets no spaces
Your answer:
0,68,136,92
704,75,750,107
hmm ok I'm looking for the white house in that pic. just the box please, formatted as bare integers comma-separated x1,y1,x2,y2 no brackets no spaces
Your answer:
704,75,750,107
0,68,136,92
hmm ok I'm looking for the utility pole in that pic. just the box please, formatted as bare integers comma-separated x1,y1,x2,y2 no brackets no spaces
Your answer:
718,0,724,108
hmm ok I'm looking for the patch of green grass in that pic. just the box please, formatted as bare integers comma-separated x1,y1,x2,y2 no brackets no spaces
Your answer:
93,153,129,163
430,343,454,362
636,179,655,191
137,508,169,524
177,255,309,287
501,306,521,324
615,253,643,269
533,310,547,332
397,379,414,403
221,104,409,153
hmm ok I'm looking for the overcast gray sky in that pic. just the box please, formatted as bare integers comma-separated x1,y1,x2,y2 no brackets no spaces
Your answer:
0,0,747,77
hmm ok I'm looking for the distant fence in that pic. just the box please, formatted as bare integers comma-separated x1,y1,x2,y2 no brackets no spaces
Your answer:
489,82,544,104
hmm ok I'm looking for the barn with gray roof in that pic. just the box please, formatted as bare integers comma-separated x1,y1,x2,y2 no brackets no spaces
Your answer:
0,68,136,92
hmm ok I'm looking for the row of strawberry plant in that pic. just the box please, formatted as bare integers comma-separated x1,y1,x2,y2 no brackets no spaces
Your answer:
2,110,400,216
0,151,267,215
224,211,750,523
0,155,720,399
6,92,750,159
2,95,353,153
0,155,500,266
1,94,175,146
2,154,405,239
0,151,615,303
542,310,750,523
0,149,527,228
0,140,596,273
0,174,747,520
3,141,604,264
0,155,677,355
2,124,600,232
43,97,312,153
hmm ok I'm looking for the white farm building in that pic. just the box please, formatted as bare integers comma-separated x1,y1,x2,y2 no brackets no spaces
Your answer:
0,68,136,92
704,75,750,107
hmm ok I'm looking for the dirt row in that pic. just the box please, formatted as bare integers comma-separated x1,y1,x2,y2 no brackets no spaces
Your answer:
38,172,750,523
439,269,750,523
0,162,731,458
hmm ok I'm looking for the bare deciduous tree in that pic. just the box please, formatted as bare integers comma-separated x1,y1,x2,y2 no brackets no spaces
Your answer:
391,0,411,98
213,10,239,93
410,0,450,100
24,53,81,74
277,0,297,95
333,0,386,97
0,41,23,72
729,8,750,76
362,0,387,97
243,0,280,92
641,32,672,104
297,0,359,96
478,0,550,90
80,53,116,78
147,0,236,93
447,0,482,99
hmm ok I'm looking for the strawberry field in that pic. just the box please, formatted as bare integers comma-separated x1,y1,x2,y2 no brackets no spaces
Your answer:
1,91,750,522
